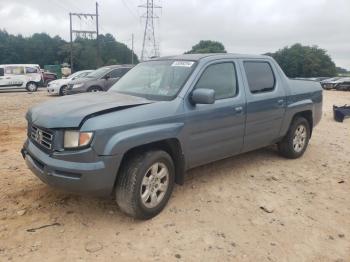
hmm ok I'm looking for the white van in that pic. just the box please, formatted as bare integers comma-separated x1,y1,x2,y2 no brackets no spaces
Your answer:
0,64,43,92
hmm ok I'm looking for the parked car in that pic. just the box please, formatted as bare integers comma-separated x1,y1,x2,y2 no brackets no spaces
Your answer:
0,64,42,92
41,70,58,87
66,65,133,95
22,54,322,219
334,77,350,91
320,77,343,90
47,70,93,96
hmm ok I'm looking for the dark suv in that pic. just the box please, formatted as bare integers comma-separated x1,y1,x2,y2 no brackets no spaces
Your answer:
66,65,133,94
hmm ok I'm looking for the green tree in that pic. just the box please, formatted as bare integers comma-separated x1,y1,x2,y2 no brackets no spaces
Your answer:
266,43,337,77
0,30,139,71
185,40,227,54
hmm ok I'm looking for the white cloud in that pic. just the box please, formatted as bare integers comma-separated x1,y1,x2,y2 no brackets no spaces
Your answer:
0,0,349,68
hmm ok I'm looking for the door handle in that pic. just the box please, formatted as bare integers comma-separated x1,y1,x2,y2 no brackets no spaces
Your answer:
277,99,284,106
234,106,243,113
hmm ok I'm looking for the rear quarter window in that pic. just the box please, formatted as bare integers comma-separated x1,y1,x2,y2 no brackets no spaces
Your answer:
5,66,25,75
244,61,275,94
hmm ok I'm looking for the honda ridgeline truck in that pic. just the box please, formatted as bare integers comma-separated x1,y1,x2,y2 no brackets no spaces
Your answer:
22,54,322,219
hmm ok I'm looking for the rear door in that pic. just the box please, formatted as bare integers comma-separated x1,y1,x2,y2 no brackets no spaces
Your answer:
184,60,246,168
241,60,286,152
0,66,25,89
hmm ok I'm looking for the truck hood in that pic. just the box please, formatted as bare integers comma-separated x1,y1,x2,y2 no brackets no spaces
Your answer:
27,92,152,128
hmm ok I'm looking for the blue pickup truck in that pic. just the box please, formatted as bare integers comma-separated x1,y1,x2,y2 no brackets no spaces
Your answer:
22,54,322,219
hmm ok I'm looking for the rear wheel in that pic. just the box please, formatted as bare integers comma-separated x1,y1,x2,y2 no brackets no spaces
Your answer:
116,150,175,219
278,117,310,159
26,82,38,92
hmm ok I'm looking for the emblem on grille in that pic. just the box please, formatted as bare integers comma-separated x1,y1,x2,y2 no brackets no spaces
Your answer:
30,125,53,150
35,130,43,142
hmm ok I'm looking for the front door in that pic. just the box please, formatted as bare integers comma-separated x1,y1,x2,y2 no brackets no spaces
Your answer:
184,61,246,168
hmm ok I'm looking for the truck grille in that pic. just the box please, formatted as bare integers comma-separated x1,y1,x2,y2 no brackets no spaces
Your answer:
30,125,53,150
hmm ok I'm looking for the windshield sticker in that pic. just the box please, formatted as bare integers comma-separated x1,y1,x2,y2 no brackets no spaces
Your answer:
171,61,194,67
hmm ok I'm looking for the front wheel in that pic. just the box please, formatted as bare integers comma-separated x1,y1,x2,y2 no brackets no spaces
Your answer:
26,82,38,92
59,85,68,96
278,117,310,159
116,150,175,219
88,86,102,92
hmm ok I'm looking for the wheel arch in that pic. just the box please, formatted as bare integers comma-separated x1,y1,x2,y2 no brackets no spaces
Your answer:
88,85,103,92
291,110,313,137
113,138,185,195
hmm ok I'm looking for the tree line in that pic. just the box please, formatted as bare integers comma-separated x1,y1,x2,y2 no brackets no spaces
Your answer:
0,30,138,71
186,40,340,78
0,30,344,77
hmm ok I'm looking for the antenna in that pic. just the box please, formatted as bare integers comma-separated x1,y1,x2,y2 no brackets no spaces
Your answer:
139,0,161,61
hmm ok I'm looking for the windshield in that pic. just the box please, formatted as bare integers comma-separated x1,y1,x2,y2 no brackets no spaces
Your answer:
85,67,111,78
109,60,196,100
68,71,85,79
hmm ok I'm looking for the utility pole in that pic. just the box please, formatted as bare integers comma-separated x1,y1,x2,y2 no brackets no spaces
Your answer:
69,13,73,71
131,33,134,65
139,0,161,61
69,2,100,72
95,2,101,67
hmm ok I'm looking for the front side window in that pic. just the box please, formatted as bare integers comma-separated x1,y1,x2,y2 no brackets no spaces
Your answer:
25,67,39,74
194,62,237,100
244,61,275,94
109,69,123,78
109,60,196,101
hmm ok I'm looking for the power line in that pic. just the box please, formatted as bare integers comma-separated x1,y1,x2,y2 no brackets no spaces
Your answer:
69,2,101,71
121,0,139,20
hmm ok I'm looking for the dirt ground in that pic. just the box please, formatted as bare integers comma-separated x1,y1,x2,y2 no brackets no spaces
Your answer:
0,89,349,262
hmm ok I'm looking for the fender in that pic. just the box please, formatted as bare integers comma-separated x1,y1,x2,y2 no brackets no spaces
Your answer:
102,122,185,156
279,98,313,137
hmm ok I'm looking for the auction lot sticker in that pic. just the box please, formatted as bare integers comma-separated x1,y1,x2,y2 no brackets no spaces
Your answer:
172,61,194,67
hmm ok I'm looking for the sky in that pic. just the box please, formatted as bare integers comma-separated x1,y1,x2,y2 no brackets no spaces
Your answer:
0,0,349,69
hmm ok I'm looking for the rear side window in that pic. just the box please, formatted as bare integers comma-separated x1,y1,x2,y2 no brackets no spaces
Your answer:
244,61,275,94
5,66,24,75
195,62,238,100
26,67,39,74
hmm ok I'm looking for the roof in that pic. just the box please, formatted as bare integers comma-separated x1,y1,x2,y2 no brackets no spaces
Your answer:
102,64,134,68
0,64,41,67
151,53,270,61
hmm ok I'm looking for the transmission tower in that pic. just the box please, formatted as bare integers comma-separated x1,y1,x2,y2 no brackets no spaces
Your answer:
139,0,161,61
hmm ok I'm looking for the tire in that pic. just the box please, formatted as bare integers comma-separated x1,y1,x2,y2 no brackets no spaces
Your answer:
59,85,68,96
278,117,310,159
88,86,102,92
26,82,38,92
116,150,175,219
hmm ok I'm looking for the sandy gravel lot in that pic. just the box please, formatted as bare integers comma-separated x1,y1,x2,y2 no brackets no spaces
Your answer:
0,89,349,262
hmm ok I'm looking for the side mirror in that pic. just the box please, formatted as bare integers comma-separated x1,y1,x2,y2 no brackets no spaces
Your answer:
0,68,4,77
191,88,215,104
104,74,111,80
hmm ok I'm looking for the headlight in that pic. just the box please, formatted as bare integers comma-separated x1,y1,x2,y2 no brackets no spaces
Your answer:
73,83,84,88
64,130,93,149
